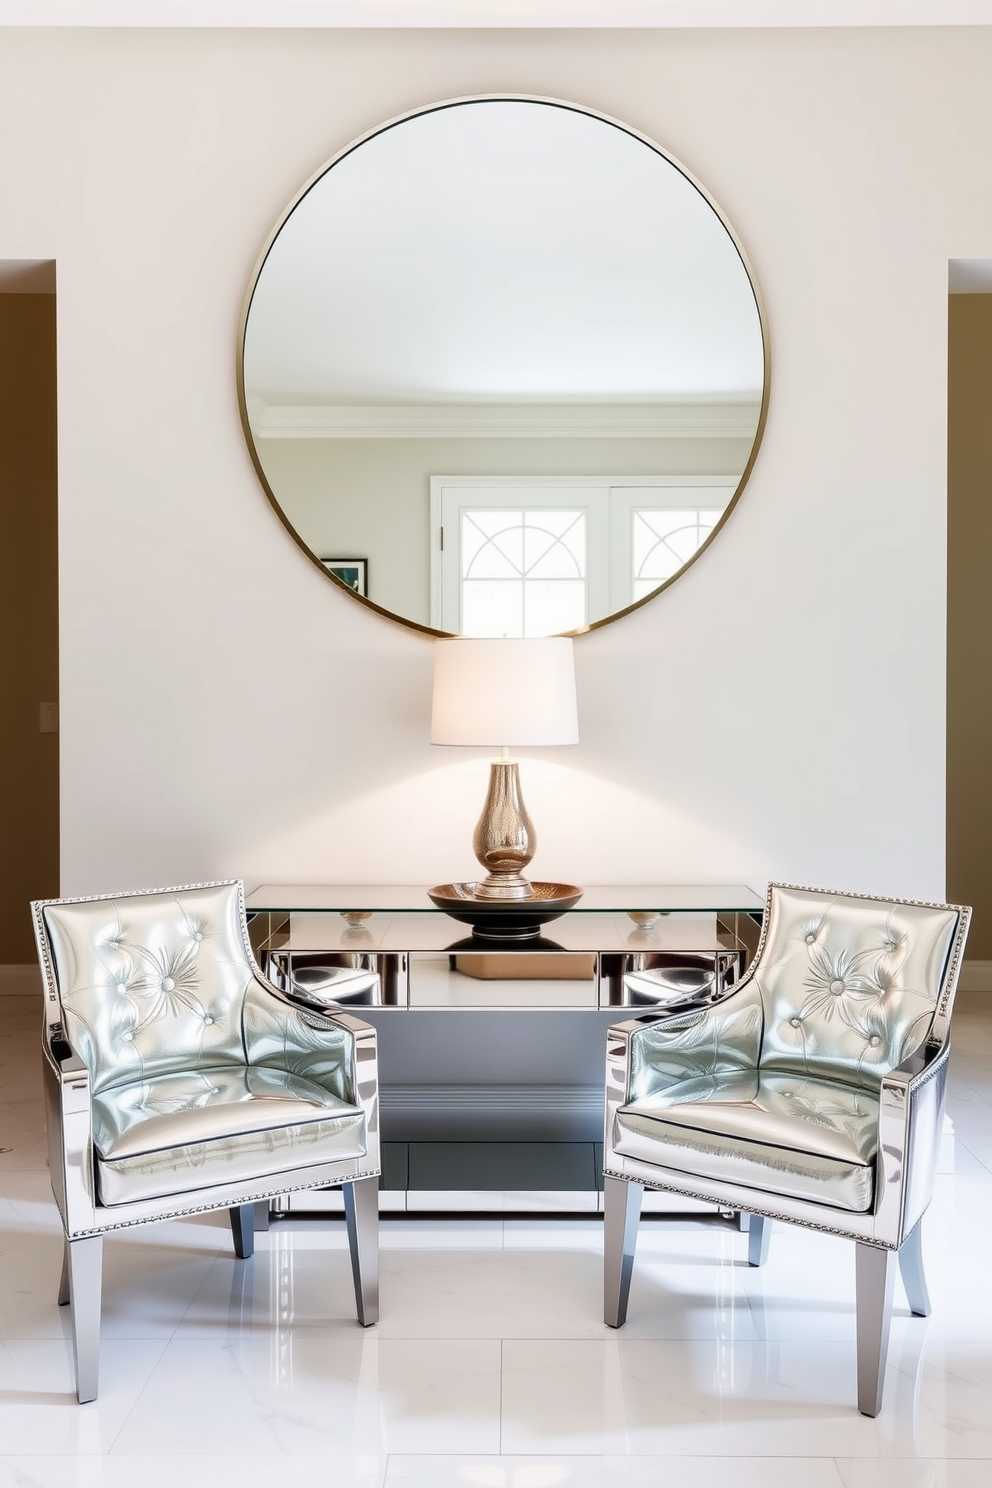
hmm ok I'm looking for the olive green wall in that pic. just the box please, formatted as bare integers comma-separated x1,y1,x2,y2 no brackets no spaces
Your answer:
0,292,59,961
947,294,992,959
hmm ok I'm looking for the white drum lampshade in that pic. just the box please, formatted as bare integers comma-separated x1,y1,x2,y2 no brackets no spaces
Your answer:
430,638,579,900
430,637,579,747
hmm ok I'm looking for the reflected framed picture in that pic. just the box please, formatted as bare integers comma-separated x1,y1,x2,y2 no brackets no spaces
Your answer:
320,558,368,597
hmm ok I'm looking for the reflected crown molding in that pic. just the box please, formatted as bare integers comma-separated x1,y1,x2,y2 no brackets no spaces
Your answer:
250,399,762,440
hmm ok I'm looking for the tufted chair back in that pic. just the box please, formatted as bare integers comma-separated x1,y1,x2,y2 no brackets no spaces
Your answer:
41,882,255,1095
754,884,961,1090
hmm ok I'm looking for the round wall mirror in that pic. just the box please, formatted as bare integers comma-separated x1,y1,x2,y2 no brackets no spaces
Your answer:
238,96,768,637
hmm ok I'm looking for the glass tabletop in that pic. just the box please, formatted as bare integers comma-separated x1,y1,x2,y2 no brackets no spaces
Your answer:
245,883,765,914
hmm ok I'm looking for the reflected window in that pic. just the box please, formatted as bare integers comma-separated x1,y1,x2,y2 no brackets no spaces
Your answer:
632,508,720,597
432,476,733,634
461,509,587,638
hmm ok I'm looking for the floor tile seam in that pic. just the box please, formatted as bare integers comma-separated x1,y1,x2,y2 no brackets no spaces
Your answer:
370,1335,508,1348
951,1139,992,1176
168,1245,243,1335
0,1464,386,1476
496,1332,770,1343
379,1452,874,1464
101,1335,173,1454
375,1461,390,1487
135,1332,514,1344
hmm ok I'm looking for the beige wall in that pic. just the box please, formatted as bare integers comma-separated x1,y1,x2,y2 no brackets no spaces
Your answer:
947,294,992,956
0,293,58,959
0,27,985,899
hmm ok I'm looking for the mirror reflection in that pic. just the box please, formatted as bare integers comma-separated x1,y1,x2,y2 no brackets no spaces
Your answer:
239,97,767,636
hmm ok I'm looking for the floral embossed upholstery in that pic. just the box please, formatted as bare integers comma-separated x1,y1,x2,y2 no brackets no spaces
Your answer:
604,882,970,1416
615,887,960,1213
40,883,370,1207
33,879,382,1403
42,885,254,1093
755,887,959,1088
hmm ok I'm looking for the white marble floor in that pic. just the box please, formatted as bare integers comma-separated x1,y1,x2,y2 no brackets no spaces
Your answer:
2,992,992,1487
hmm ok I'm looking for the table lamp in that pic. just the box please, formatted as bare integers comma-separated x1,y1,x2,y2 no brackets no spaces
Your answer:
430,637,579,901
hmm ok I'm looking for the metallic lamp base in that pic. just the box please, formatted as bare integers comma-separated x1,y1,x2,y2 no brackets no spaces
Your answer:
472,760,537,898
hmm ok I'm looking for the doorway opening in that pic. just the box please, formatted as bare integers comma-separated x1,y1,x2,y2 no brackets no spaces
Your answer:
0,259,58,979
947,258,992,978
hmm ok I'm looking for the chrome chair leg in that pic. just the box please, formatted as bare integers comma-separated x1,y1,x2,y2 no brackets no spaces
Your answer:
343,1176,379,1327
66,1234,104,1404
855,1241,896,1417
747,1213,772,1267
898,1221,931,1317
604,1175,643,1328
229,1204,255,1259
253,1199,271,1233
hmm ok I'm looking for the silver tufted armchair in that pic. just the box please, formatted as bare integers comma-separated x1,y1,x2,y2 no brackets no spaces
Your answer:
32,879,381,1403
603,882,970,1416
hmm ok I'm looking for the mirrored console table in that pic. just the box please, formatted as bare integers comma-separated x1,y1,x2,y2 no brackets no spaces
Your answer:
246,884,764,1215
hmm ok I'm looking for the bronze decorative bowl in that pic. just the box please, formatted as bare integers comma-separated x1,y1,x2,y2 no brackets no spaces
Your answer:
427,882,583,941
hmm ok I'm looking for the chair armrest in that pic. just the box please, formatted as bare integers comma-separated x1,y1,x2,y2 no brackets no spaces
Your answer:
242,977,378,1110
620,966,749,1018
249,976,376,1035
604,1009,691,1097
323,1014,379,1148
604,1003,724,1120
881,1035,946,1090
604,1018,641,1161
604,968,762,1074
615,980,764,1104
603,983,765,1172
41,1027,98,1232
875,1037,950,1244
605,1010,698,1110
43,1025,90,1099
603,991,755,1149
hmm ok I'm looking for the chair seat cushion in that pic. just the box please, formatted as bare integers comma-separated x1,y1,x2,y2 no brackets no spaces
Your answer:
92,1065,367,1206
613,1071,878,1212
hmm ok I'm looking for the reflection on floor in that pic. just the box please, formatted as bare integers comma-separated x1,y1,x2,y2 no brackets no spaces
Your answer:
2,990,992,1486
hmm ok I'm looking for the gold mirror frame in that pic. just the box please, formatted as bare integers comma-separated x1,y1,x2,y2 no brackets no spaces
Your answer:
237,95,770,637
